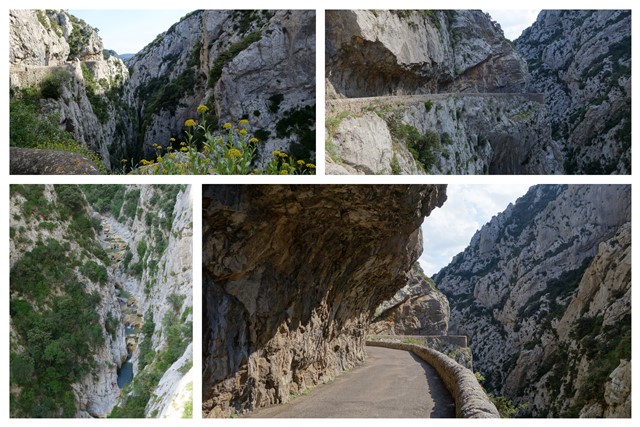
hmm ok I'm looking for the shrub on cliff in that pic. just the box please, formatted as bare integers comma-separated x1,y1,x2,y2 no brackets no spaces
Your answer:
40,70,68,100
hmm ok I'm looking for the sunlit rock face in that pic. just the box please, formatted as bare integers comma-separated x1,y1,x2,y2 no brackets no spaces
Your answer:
435,184,631,417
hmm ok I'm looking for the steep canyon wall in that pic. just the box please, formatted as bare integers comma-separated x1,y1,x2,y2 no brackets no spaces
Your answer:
435,185,631,417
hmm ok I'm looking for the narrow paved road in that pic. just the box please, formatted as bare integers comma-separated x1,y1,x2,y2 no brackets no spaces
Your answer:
248,346,455,418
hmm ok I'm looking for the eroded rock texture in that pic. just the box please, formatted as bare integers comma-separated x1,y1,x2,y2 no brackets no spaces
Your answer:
435,185,631,417
326,10,527,98
325,10,562,175
370,263,449,335
202,185,446,416
10,9,132,169
10,10,316,172
516,10,631,174
127,9,316,162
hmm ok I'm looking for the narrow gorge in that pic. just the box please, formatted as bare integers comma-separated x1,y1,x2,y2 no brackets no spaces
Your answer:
10,184,193,418
326,10,630,175
435,185,631,417
202,184,630,418
9,9,316,174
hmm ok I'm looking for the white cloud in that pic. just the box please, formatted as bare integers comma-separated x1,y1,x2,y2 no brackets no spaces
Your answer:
420,184,531,276
485,10,541,40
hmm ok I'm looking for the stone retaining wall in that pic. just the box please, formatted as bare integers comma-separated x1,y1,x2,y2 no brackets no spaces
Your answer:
367,340,499,418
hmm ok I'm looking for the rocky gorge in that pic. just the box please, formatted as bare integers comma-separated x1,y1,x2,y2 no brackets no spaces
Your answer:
434,185,631,417
9,184,193,418
202,185,447,416
326,10,630,175
9,9,316,174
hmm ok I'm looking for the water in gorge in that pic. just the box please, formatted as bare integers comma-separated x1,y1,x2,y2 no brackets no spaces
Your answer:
117,357,134,388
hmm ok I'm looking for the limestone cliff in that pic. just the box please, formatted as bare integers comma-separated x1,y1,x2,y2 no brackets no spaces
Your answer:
370,262,449,336
10,9,316,172
9,9,133,169
10,185,128,417
434,185,631,417
515,10,631,174
9,185,192,418
202,185,447,416
326,93,558,175
325,10,561,175
127,9,316,162
326,10,527,98
96,185,193,418
326,10,631,175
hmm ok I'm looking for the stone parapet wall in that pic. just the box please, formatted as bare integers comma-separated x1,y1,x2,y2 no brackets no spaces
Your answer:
326,93,545,116
367,340,499,418
369,334,467,348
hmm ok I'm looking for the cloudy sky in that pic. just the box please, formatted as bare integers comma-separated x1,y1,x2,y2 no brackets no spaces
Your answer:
485,9,542,40
419,184,532,276
70,10,192,54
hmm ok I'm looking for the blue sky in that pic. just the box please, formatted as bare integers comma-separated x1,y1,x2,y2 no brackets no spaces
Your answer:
486,9,541,40
70,10,192,54
419,184,532,276
68,9,541,53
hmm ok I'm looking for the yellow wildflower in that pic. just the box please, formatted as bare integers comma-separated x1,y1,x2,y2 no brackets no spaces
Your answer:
228,148,242,159
156,156,162,162
170,137,176,142
297,160,305,165
249,137,259,143
197,104,209,114
180,147,188,152
121,159,128,163
239,128,248,135
185,119,196,127
223,122,232,129
306,163,316,169
282,163,290,167
272,150,281,156
239,119,249,126
279,169,289,175
278,152,288,158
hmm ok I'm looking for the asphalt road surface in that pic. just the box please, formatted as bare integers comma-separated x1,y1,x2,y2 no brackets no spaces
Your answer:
248,345,456,418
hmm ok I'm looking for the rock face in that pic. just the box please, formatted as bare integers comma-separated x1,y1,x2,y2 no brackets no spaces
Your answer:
202,185,447,416
326,10,527,98
370,263,449,335
10,147,100,174
9,9,133,169
326,94,559,175
434,185,631,417
326,10,631,175
325,10,562,175
9,185,128,417
515,10,631,174
10,9,316,172
127,9,316,162
102,185,193,418
9,185,192,418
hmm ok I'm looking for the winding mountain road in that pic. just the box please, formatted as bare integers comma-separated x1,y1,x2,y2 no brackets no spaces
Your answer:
326,92,545,117
248,346,455,418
